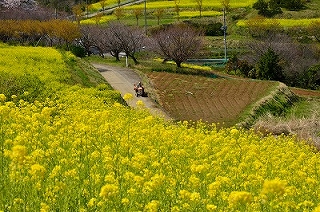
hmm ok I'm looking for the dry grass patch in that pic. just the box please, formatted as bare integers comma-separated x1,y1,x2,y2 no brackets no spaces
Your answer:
252,90,320,148
253,113,320,148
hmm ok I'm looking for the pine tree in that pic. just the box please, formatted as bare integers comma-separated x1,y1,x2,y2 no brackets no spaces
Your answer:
257,48,285,81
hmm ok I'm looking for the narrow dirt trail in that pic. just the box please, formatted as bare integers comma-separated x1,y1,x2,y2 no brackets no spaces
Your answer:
91,63,172,120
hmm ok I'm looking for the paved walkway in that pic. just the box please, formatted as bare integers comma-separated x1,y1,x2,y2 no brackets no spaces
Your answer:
91,63,171,120
85,0,145,18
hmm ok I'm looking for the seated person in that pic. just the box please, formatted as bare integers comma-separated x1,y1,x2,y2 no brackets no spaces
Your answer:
134,82,144,95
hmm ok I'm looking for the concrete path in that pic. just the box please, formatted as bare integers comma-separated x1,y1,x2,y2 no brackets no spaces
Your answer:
85,0,145,18
91,63,171,120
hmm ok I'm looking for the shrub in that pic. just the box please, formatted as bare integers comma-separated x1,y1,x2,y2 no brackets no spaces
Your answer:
298,65,320,90
256,48,285,81
253,0,282,17
183,20,223,36
70,45,86,58
205,23,224,36
283,0,306,10
226,55,254,77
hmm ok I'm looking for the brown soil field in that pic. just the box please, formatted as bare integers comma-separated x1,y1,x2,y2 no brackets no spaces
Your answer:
147,72,277,127
290,87,320,97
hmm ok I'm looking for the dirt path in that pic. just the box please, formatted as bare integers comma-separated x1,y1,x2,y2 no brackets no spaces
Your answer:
91,63,172,120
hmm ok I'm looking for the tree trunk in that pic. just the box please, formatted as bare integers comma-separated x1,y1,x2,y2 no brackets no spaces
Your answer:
98,47,104,58
162,58,170,63
111,51,120,61
130,55,139,65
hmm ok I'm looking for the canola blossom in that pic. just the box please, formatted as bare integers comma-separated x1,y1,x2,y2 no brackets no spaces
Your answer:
153,58,212,71
237,18,320,28
1,44,320,211
124,0,256,10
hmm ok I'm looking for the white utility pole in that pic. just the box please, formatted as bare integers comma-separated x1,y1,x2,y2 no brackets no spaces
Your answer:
144,0,147,34
222,7,227,62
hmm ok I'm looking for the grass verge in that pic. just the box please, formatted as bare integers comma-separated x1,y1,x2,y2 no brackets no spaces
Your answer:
238,82,299,128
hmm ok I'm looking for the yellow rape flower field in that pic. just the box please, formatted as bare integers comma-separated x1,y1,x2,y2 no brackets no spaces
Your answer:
237,18,320,28
93,0,256,11
1,43,320,211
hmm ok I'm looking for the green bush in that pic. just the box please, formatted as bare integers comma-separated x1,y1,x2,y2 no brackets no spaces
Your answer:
253,0,282,17
226,55,254,77
298,65,320,90
283,0,306,10
182,20,223,36
70,45,86,58
253,0,306,16
256,48,285,81
205,23,224,36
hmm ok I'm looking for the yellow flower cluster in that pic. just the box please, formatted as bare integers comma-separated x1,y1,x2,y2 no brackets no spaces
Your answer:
228,191,252,208
99,184,119,200
1,44,320,211
126,0,256,10
237,17,320,28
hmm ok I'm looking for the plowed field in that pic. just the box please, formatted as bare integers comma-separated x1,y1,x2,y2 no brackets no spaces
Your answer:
148,72,277,126
290,87,320,97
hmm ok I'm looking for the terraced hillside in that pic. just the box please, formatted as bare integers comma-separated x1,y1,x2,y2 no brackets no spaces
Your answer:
147,72,278,127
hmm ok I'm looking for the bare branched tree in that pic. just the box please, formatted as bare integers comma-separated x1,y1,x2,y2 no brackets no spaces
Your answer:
94,12,103,24
243,32,320,86
0,6,53,20
91,22,146,63
133,8,142,26
72,4,83,24
0,0,41,9
220,0,230,11
114,7,124,20
195,0,203,18
174,0,180,21
153,8,164,25
79,25,103,56
109,22,145,64
152,23,204,68
97,25,123,61
99,0,106,12
1,0,22,8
